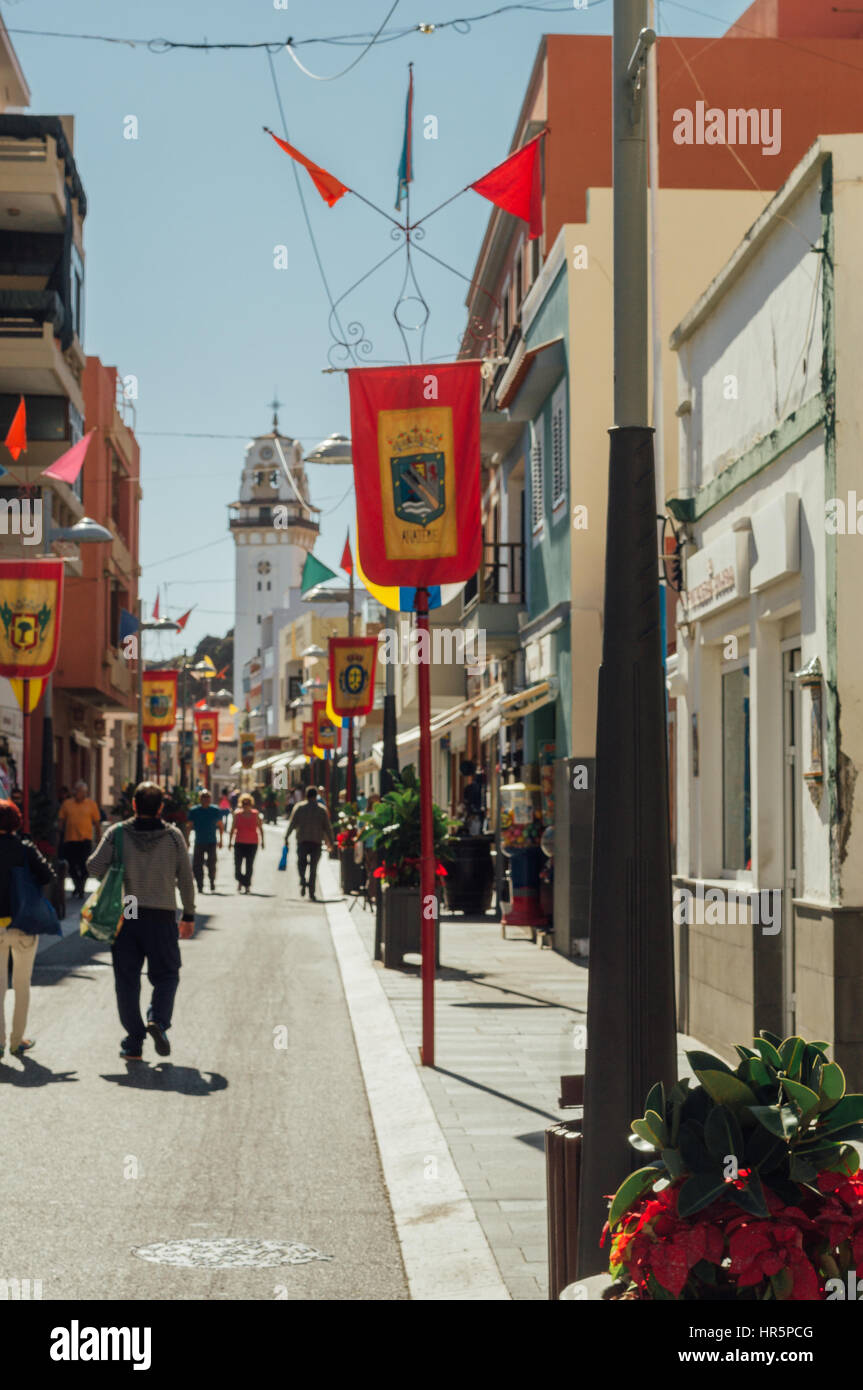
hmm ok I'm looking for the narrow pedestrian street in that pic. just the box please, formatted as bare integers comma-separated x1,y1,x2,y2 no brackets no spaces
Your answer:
0,832,408,1301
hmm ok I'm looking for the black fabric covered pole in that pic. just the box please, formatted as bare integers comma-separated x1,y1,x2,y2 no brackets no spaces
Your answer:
576,425,677,1277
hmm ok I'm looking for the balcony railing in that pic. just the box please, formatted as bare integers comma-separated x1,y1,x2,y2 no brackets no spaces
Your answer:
463,541,525,608
0,289,64,338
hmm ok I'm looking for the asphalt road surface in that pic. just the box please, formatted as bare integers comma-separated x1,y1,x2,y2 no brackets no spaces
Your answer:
0,830,408,1301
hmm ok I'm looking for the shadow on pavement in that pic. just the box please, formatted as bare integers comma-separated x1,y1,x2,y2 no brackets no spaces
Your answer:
100,1063,228,1095
32,933,111,987
435,964,582,1013
0,1056,78,1086
431,1065,559,1123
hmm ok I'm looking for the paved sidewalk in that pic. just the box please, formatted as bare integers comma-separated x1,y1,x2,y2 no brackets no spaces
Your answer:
333,864,702,1300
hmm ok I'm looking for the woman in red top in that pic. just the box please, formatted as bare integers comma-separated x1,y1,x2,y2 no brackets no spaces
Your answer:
229,794,264,893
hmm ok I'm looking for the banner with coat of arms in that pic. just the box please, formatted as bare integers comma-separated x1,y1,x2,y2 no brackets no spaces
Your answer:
0,558,64,679
312,699,337,751
302,721,315,758
194,709,219,756
328,636,377,717
347,361,481,586
142,669,178,734
240,734,256,769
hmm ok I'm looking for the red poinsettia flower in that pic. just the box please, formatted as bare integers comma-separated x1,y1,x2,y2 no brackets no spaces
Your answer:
728,1222,820,1299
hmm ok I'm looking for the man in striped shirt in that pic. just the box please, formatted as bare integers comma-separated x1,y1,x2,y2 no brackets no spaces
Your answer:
88,782,195,1061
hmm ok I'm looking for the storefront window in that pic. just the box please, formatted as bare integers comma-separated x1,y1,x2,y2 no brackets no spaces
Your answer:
722,665,751,871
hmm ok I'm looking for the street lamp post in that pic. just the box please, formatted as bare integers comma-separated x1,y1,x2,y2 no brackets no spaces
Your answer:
576,5,677,1275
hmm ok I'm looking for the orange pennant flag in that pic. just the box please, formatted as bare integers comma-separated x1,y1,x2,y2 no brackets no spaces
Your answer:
4,396,26,461
264,128,349,207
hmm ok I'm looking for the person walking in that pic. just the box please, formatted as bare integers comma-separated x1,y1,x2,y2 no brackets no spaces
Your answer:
0,799,55,1059
188,790,227,893
229,793,264,893
58,780,102,899
284,786,335,902
87,781,195,1062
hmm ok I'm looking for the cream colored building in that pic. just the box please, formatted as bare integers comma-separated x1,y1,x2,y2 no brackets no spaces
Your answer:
668,134,863,1085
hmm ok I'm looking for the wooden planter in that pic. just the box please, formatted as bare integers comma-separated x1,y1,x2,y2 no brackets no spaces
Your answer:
442,836,494,914
340,847,365,895
381,884,440,970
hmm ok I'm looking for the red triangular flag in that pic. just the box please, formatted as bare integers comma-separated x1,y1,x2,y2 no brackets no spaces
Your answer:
152,592,160,621
469,132,545,240
41,429,96,483
340,532,353,576
175,608,193,632
5,396,26,461
265,129,349,208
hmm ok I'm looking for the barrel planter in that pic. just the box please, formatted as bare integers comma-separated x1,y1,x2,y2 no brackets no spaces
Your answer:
442,836,494,914
381,885,440,970
340,846,365,895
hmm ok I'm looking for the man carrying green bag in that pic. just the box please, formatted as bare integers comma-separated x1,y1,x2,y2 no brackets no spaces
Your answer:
87,782,195,1061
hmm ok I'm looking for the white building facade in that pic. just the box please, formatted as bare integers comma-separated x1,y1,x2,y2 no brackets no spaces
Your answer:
229,414,319,711
668,135,863,1086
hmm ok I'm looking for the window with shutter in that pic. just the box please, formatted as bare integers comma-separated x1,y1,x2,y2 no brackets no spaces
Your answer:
551,381,567,514
530,424,544,537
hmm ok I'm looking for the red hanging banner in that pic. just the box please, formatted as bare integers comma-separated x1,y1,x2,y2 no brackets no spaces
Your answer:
313,698,338,751
328,636,378,717
142,669,178,735
347,361,481,586
194,708,219,755
302,721,315,757
0,558,64,678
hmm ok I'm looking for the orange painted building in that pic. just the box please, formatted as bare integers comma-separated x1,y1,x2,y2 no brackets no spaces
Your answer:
37,357,140,800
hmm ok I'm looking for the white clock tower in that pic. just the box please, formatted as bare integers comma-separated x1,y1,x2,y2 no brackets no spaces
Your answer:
229,405,319,709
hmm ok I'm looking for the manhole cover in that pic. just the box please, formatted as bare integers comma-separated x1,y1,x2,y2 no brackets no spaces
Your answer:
132,1238,332,1269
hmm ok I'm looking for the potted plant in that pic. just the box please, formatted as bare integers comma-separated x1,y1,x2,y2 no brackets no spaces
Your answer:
335,804,365,895
358,767,450,969
601,1032,863,1300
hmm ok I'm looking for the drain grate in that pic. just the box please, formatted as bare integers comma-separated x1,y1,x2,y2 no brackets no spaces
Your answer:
132,1238,333,1269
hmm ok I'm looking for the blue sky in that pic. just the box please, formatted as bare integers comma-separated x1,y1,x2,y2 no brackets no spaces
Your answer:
4,0,744,661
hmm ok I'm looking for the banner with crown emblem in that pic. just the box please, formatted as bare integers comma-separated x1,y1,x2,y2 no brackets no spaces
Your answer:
0,559,64,679
348,362,481,585
313,698,338,752
142,669,178,734
328,636,377,717
194,708,219,755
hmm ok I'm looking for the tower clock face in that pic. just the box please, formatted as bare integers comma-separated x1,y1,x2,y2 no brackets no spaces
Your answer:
257,560,272,575
259,446,274,461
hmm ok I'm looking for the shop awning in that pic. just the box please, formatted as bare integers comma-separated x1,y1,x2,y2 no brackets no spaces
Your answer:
499,677,559,724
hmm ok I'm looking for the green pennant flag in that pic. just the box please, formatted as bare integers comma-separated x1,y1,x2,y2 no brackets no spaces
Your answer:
301,552,339,594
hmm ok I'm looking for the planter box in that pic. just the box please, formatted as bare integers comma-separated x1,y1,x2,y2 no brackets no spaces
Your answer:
339,847,364,895
442,836,494,915
381,885,440,970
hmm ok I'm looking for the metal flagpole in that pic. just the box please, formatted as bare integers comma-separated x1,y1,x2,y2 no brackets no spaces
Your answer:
577,2,677,1275
416,586,435,1067
21,678,30,833
346,564,356,803
135,598,145,785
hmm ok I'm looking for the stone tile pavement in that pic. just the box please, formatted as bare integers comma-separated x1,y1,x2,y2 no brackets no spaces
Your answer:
346,891,704,1300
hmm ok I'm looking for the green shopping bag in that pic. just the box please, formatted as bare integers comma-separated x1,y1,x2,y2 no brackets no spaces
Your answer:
81,826,125,943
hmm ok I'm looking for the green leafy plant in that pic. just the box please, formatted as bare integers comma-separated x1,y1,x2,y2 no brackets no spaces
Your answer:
605,1033,863,1300
357,767,452,887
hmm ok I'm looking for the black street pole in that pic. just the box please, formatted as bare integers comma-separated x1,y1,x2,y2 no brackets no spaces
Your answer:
576,4,677,1277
